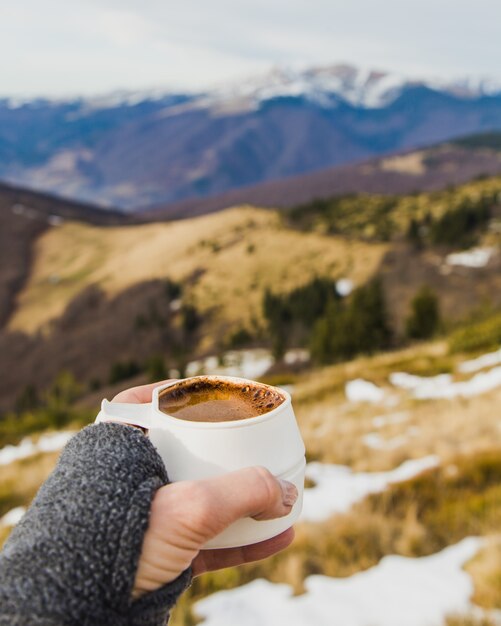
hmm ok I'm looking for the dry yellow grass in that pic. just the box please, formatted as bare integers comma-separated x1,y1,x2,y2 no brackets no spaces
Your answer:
3,336,501,618
380,151,426,175
446,615,497,626
0,450,61,547
466,535,501,610
289,339,501,471
9,205,387,342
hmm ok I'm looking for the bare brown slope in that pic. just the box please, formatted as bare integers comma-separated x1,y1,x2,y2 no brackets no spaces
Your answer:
142,144,501,220
0,182,126,328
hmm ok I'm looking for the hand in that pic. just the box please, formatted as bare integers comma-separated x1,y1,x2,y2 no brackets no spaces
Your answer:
113,381,298,598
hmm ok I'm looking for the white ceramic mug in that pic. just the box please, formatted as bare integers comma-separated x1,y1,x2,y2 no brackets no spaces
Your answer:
95,375,305,549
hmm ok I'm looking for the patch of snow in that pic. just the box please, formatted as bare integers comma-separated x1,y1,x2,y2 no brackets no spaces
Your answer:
362,433,408,450
48,215,63,226
4,67,501,116
390,369,501,400
195,538,481,626
169,298,182,312
0,506,26,527
283,349,309,365
0,432,74,466
390,371,452,391
345,379,385,403
278,385,295,396
301,456,438,522
186,348,308,380
336,278,354,297
363,425,420,451
372,411,410,428
446,247,496,268
186,349,274,380
459,347,501,373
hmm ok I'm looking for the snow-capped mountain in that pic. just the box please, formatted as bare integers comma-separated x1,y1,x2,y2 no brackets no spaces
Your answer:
1,63,501,210
203,64,501,110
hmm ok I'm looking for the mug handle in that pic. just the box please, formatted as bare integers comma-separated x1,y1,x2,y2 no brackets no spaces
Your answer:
96,399,154,432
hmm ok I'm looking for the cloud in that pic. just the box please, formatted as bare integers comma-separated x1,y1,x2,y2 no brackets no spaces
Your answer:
1,0,500,96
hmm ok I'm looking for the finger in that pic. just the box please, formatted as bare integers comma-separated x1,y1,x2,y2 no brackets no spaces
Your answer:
165,466,298,542
201,467,298,525
192,528,295,576
112,379,176,404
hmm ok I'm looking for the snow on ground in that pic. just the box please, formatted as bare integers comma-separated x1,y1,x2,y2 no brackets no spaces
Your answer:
186,349,274,380
336,278,354,297
345,379,385,403
459,347,501,373
363,426,420,450
0,432,74,466
371,411,410,428
283,349,309,366
390,368,501,400
362,432,407,450
0,506,26,527
301,456,438,522
446,247,496,268
195,538,482,626
389,372,452,392
279,385,295,396
186,348,309,381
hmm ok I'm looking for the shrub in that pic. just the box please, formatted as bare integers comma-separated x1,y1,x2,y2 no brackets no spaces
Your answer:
108,360,141,385
0,372,94,447
227,327,253,349
405,286,441,340
146,355,167,383
430,196,492,248
263,277,339,360
449,313,501,354
310,278,392,364
181,304,200,336
164,279,182,300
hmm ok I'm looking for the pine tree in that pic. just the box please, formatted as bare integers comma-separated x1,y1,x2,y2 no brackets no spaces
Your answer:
405,286,441,340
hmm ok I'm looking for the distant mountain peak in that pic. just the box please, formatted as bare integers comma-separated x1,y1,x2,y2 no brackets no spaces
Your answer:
189,64,501,112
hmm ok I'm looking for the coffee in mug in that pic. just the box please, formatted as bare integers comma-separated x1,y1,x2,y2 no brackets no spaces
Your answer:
158,377,285,422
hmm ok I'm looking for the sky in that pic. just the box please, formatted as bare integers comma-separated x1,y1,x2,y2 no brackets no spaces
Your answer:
1,0,501,97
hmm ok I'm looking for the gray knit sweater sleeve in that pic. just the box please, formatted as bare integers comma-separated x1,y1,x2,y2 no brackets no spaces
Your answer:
0,423,192,626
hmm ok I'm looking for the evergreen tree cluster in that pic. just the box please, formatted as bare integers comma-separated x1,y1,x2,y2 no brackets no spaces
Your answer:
407,192,495,249
310,279,393,364
286,195,397,241
405,286,441,340
263,276,444,365
263,277,394,364
263,278,340,360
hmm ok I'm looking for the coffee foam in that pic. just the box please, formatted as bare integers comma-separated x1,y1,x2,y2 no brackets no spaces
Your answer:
158,377,285,422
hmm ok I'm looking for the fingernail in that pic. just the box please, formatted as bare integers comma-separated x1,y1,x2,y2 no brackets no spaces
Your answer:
279,479,298,507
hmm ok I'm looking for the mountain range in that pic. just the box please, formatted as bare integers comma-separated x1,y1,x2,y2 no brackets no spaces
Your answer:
2,64,501,211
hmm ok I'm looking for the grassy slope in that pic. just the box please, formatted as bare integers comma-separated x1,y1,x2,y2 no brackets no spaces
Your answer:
286,176,501,238
8,205,387,346
2,338,501,623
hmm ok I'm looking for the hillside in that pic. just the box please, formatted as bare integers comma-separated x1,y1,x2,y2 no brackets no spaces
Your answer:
2,65,501,210
0,182,125,327
146,137,501,220
2,336,501,626
1,174,501,413
0,205,386,410
1,162,501,624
